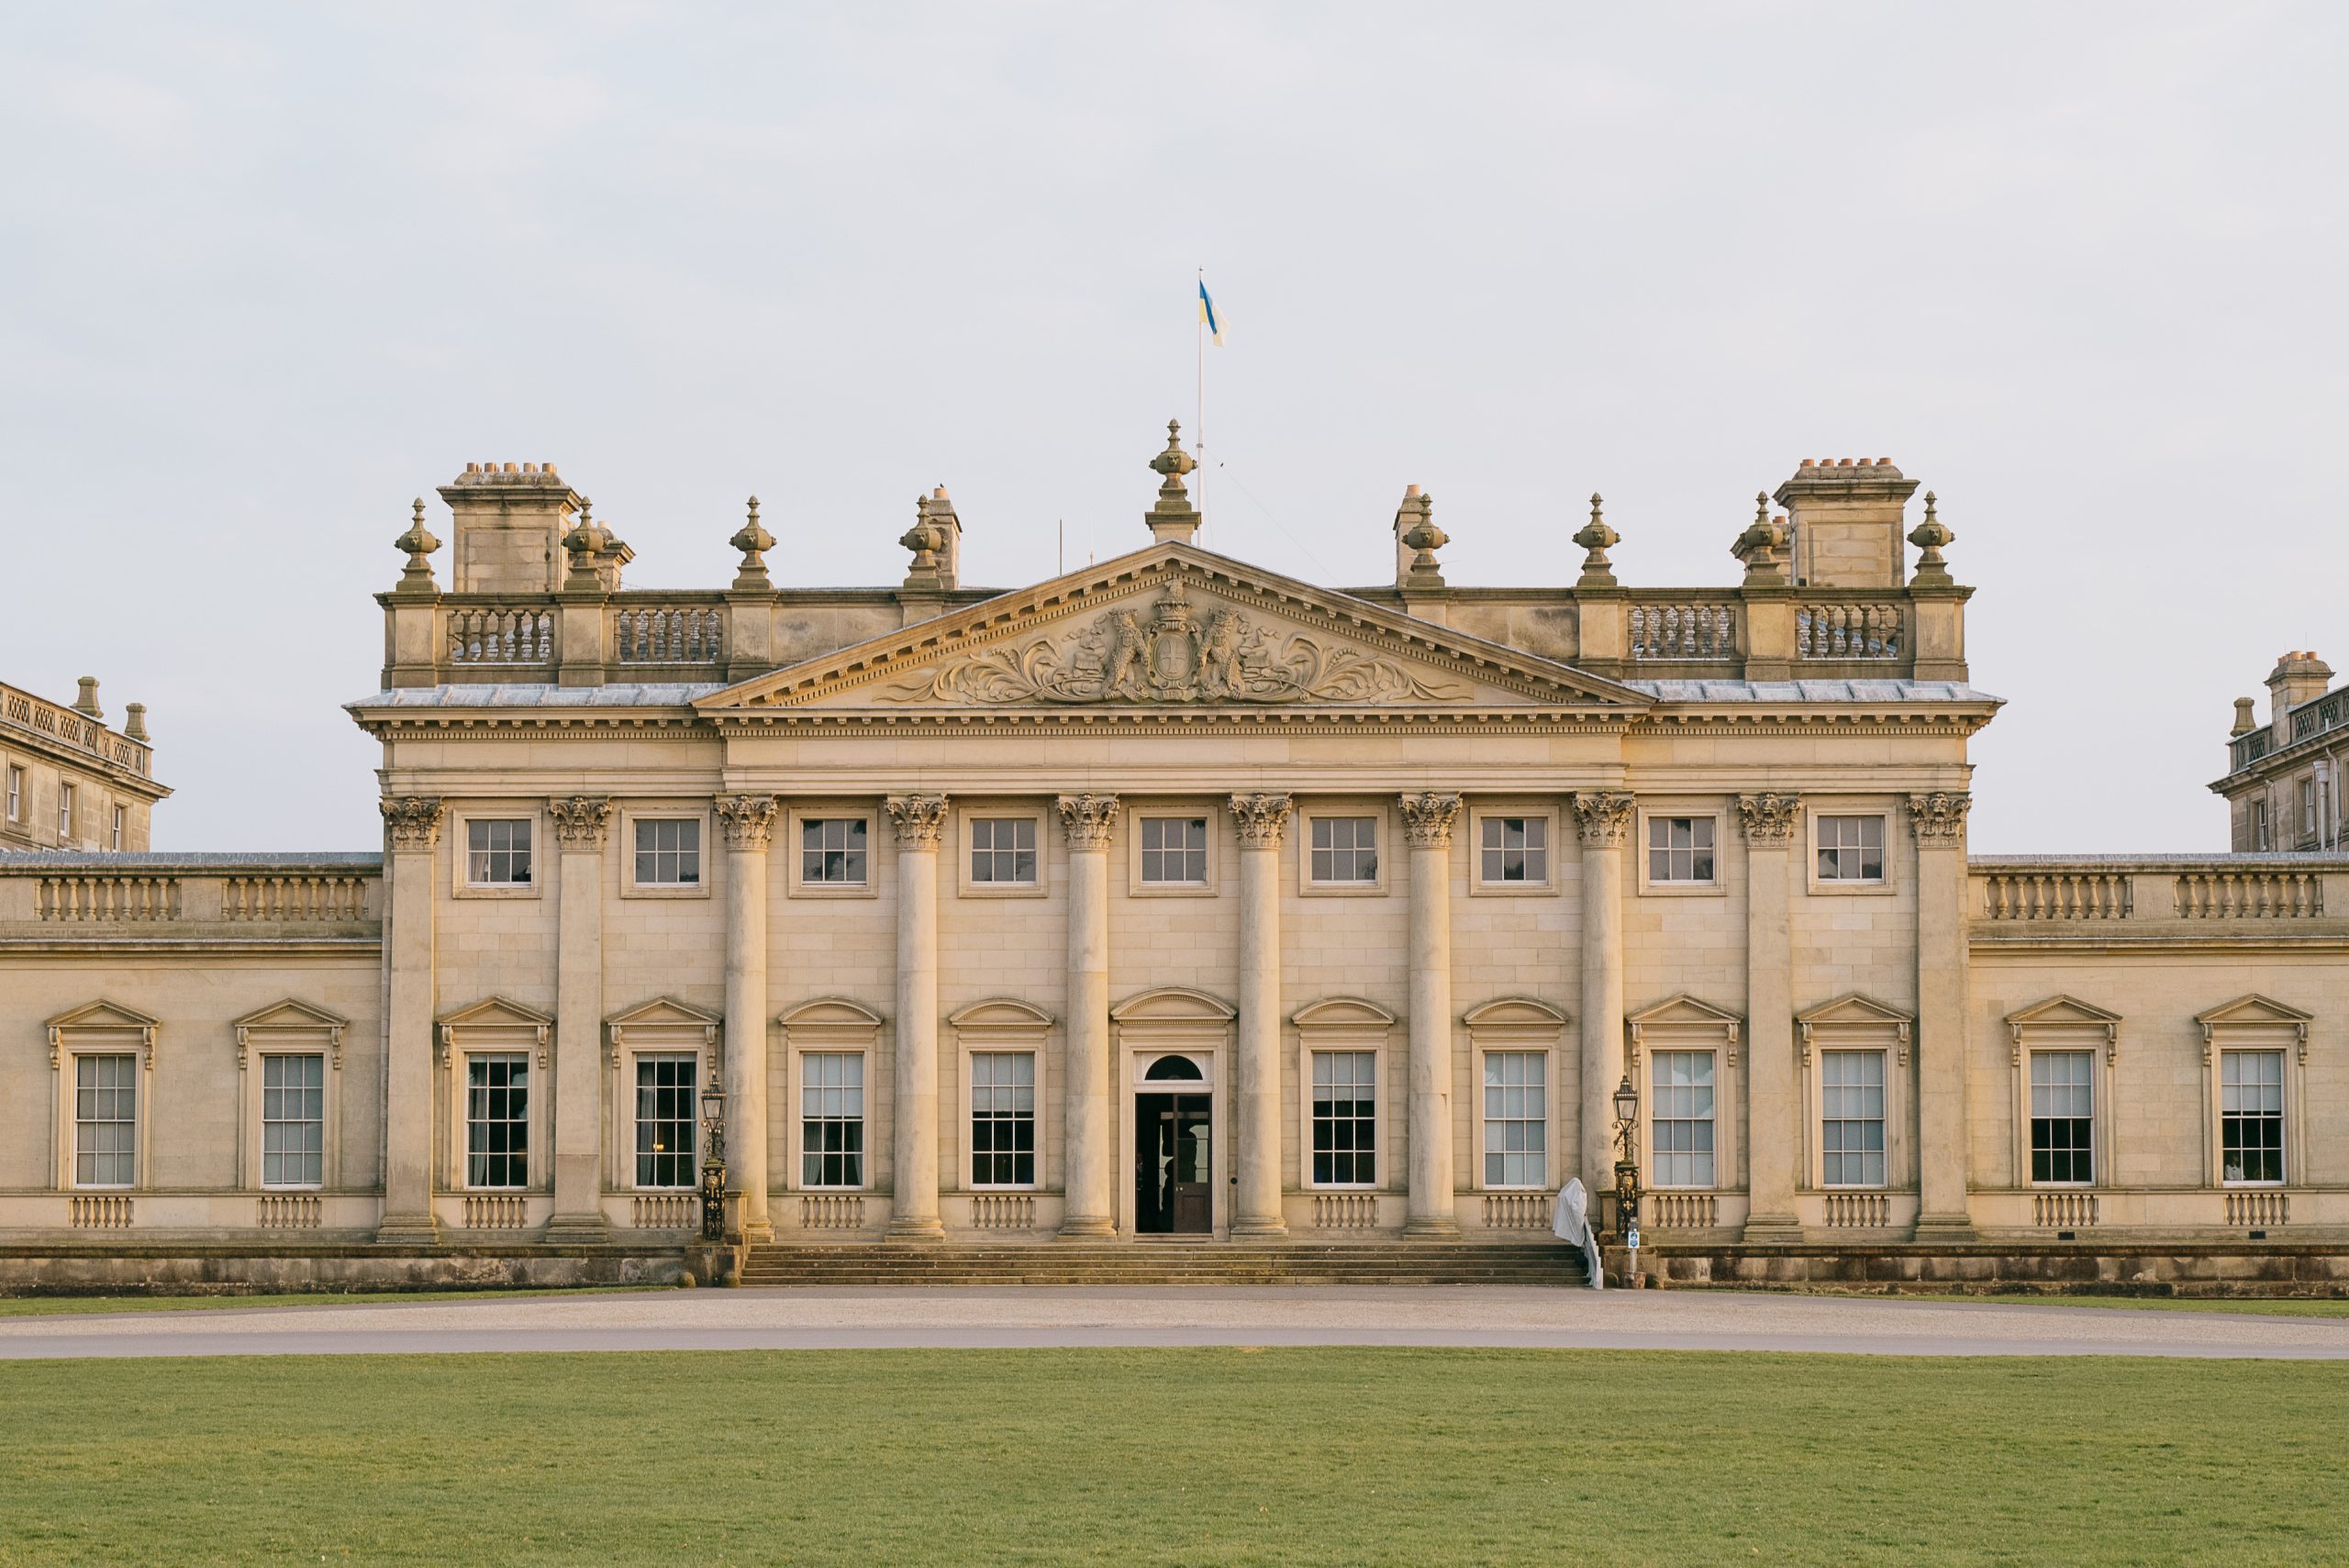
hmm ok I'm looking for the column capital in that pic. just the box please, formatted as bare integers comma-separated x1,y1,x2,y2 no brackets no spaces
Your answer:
381,795,445,851
1056,793,1119,850
1227,792,1294,848
1736,792,1801,844
1570,791,1635,847
885,792,951,849
1398,791,1463,849
549,795,614,850
1908,790,1972,841
716,793,779,850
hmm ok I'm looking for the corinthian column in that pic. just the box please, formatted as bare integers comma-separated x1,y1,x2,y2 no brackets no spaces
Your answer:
1738,792,1801,1241
1909,790,1975,1239
1056,794,1119,1237
1572,791,1634,1196
1400,792,1463,1236
1228,792,1291,1237
718,794,777,1240
377,796,443,1244
885,793,950,1239
546,795,613,1241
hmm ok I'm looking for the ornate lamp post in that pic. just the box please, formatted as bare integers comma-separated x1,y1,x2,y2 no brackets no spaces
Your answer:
1611,1073,1642,1280
699,1071,730,1242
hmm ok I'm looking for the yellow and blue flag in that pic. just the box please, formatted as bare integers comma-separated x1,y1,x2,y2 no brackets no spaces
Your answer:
1197,280,1225,345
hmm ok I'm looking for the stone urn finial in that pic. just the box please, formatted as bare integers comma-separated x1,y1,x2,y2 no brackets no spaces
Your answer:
730,495,775,590
900,496,947,588
562,497,611,589
1731,490,1789,587
1146,419,1203,544
1574,493,1620,588
1399,488,1447,587
1909,490,1955,585
394,497,441,593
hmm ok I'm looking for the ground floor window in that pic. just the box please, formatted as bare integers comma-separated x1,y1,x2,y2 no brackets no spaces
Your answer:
465,1054,529,1189
73,1053,136,1187
1651,1051,1716,1187
801,1052,865,1188
2221,1049,2285,1184
262,1052,325,1188
1819,1050,1886,1187
2030,1050,2094,1184
634,1053,698,1189
1311,1051,1376,1185
1481,1051,1545,1187
970,1051,1037,1186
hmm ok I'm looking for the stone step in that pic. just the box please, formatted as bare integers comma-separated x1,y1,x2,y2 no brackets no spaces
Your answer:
739,1240,1586,1287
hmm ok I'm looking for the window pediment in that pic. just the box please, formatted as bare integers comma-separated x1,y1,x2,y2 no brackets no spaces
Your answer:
947,997,1054,1033
2196,994,2312,1063
232,998,350,1070
45,999,159,1069
436,995,551,1067
2006,995,2121,1065
1290,996,1396,1030
1111,986,1235,1023
1463,996,1569,1029
1796,993,1912,1065
776,997,885,1044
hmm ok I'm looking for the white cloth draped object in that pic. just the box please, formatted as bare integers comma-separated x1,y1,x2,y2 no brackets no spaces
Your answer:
1553,1177,1603,1290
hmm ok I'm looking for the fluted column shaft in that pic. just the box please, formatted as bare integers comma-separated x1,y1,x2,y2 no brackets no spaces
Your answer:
377,796,443,1243
547,795,613,1240
1739,793,1801,1240
1911,792,1975,1237
886,795,949,1239
1401,793,1462,1236
718,795,777,1240
1229,793,1291,1237
1058,795,1118,1237
1574,793,1633,1197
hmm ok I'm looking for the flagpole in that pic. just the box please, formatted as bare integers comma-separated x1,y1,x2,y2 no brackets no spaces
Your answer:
1195,266,1206,535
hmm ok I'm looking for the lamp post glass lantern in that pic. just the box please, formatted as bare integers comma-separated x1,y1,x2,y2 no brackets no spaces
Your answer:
699,1073,729,1241
1610,1072,1642,1257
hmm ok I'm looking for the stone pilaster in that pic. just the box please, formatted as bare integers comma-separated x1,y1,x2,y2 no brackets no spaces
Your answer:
1572,791,1633,1196
377,795,443,1243
885,793,950,1239
545,795,613,1241
1056,793,1119,1237
1228,792,1292,1236
718,793,778,1240
1909,790,1975,1238
1399,792,1462,1236
1737,792,1802,1241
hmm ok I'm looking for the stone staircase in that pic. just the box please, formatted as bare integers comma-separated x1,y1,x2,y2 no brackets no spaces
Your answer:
738,1239,1586,1288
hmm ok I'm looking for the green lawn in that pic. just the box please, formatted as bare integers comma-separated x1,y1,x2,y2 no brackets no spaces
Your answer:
0,1349,2341,1566
0,1285,653,1318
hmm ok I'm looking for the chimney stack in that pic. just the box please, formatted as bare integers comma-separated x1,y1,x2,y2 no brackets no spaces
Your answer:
72,677,102,720
438,462,583,594
2266,651,2334,748
1773,457,1919,589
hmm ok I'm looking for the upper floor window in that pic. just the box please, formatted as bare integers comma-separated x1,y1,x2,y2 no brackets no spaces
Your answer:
634,818,701,886
1651,1051,1717,1187
262,1053,326,1188
969,817,1037,885
466,818,533,886
73,1053,137,1188
2300,777,2319,840
2249,799,2272,851
1139,817,1208,886
1647,817,1715,884
1479,817,1548,885
634,1053,697,1189
109,805,125,851
1308,817,1379,885
2029,1050,2094,1185
801,817,869,886
5,764,19,822
58,780,74,840
1819,1049,1886,1187
465,1054,529,1189
2221,1049,2285,1185
1815,815,1885,883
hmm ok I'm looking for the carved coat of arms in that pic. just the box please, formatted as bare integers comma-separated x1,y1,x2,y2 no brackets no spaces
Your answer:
881,581,1472,706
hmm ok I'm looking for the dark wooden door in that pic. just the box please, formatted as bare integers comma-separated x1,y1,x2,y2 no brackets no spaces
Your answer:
1135,1094,1212,1234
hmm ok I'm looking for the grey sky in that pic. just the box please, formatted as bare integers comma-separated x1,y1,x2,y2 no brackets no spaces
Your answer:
4,3,2339,852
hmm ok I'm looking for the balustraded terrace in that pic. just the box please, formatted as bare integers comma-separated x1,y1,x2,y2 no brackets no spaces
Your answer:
1971,856,2345,928
0,853,382,936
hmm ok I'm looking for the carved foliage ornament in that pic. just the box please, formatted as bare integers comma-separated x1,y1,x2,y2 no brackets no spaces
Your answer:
881,579,1473,707
381,795,445,851
1228,793,1293,849
1398,792,1463,849
1737,792,1801,844
1571,792,1635,847
1056,794,1120,850
549,795,614,850
885,793,951,848
716,794,779,850
1907,791,1973,840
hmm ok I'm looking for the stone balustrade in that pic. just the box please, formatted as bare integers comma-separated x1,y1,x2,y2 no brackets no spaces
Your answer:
2031,1192,2099,1229
397,593,739,687
0,855,381,935
1645,1192,1720,1229
629,1194,697,1230
1972,857,2344,927
1795,600,1905,661
1627,601,1738,662
0,680,154,778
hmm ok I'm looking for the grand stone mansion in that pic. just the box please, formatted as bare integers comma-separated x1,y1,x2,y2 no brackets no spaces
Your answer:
2,434,2343,1284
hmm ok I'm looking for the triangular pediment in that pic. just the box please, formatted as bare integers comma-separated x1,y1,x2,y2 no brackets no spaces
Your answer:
232,998,350,1033
1627,994,1741,1029
2196,994,2313,1029
437,995,553,1030
47,999,160,1033
607,995,724,1030
2007,995,2122,1029
698,543,1648,716
1796,993,1914,1029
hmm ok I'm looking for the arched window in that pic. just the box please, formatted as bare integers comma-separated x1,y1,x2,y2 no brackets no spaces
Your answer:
1144,1055,1204,1082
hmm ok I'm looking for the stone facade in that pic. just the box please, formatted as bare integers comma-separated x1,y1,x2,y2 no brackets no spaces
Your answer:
0,444,2343,1262
2218,651,2347,852
0,677,165,853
